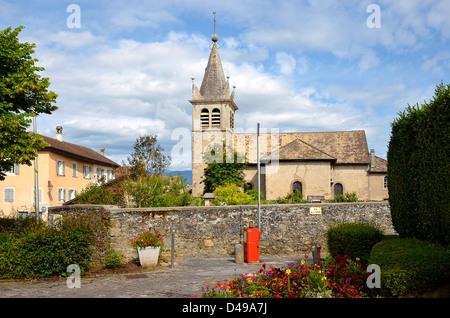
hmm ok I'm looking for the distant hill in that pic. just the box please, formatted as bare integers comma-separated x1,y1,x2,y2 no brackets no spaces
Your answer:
165,170,192,185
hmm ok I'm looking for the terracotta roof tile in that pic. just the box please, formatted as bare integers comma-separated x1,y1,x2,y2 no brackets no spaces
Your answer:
40,134,119,167
270,138,336,161
236,130,370,165
278,131,369,164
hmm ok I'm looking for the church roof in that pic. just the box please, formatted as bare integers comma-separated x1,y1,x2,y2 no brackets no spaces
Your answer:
274,139,336,161
196,42,230,100
279,131,370,164
236,130,370,165
370,156,387,172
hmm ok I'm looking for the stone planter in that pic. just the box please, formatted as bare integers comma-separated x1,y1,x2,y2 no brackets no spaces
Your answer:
137,246,160,267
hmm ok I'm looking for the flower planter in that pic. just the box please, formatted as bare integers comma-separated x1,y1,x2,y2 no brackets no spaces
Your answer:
137,246,160,267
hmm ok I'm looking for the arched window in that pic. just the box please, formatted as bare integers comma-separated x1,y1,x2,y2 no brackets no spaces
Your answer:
211,108,221,127
334,183,343,196
201,108,209,128
293,181,302,194
230,111,234,129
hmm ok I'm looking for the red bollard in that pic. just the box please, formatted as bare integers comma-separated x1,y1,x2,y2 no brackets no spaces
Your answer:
243,222,260,263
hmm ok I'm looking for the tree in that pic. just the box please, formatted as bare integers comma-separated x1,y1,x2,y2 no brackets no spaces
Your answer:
202,143,247,193
125,135,171,182
123,135,172,208
0,26,58,180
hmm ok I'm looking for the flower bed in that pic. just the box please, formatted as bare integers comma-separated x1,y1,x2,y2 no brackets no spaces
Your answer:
194,255,381,298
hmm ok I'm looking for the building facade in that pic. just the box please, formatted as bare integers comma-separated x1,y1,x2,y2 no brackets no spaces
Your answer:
0,126,119,219
190,32,388,201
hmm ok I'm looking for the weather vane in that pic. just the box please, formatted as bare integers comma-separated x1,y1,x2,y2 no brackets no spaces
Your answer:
211,11,219,43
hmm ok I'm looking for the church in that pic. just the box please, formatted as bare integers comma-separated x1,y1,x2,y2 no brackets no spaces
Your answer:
189,30,388,202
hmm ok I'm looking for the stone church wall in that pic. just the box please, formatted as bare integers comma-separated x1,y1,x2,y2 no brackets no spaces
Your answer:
49,202,394,262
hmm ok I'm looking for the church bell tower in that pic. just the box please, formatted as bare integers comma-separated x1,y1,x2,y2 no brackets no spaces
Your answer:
190,14,238,195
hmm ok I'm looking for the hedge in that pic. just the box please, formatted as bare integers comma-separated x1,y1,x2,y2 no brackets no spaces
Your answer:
387,82,450,246
326,222,383,261
369,237,450,297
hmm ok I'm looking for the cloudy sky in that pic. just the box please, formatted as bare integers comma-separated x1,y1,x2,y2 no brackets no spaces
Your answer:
2,0,449,171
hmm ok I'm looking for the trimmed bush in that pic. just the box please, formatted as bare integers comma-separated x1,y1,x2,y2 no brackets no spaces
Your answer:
387,82,450,246
369,237,450,297
326,222,383,261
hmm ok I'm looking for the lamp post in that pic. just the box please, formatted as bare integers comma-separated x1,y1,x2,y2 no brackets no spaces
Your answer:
33,113,39,222
257,123,261,234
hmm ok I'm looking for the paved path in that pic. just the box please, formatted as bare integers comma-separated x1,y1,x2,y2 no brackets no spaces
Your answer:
0,255,301,298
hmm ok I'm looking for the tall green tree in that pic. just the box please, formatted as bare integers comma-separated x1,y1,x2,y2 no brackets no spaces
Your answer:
202,143,247,193
0,26,58,180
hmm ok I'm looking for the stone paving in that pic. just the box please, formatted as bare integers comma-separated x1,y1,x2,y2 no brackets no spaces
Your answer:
0,255,300,298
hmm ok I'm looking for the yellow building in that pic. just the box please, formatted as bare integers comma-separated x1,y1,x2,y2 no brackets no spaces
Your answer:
0,126,120,219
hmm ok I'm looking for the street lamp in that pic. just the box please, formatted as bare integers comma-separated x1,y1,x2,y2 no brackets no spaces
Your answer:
33,113,39,222
257,123,261,234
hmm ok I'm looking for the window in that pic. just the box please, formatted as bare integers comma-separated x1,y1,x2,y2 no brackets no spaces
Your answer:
97,168,105,178
230,111,234,129
83,165,92,179
72,162,77,177
211,108,221,127
334,183,343,196
57,160,65,176
5,163,20,175
384,176,388,189
293,181,302,194
68,189,77,200
18,211,29,219
4,188,14,203
107,169,113,181
58,188,66,202
201,108,209,128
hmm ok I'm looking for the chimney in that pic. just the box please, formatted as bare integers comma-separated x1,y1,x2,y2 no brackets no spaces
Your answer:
370,149,376,170
56,126,63,142
100,147,105,156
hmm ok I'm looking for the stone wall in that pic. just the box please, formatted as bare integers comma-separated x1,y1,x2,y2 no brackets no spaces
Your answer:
49,202,395,261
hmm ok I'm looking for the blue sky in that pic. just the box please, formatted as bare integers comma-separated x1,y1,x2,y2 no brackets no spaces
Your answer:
1,0,449,170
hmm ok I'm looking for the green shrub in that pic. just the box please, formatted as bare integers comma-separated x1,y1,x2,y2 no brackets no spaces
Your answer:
0,215,96,278
387,82,450,245
326,222,383,261
273,190,305,204
369,237,450,297
334,192,358,202
213,183,254,205
71,181,124,206
103,249,125,269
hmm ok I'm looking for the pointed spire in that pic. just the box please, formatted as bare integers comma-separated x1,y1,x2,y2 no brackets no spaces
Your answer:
198,42,229,100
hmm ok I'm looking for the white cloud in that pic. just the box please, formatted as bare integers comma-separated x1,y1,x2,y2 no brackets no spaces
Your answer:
275,52,296,75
